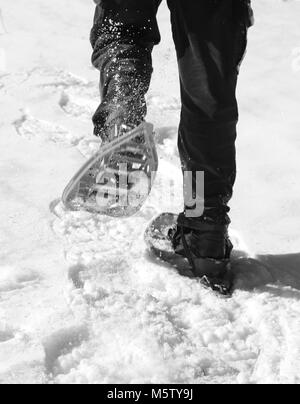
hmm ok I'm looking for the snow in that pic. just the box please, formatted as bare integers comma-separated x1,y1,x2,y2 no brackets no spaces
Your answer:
0,0,300,384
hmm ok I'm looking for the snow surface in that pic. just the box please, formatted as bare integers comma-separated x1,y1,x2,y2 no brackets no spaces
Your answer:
0,0,300,384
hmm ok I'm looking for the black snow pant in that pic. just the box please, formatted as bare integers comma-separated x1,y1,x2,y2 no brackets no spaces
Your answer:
90,0,254,216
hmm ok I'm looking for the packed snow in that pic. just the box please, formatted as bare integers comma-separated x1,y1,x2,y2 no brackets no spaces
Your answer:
0,0,300,384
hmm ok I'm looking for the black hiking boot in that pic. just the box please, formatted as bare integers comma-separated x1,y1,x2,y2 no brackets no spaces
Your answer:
170,209,234,296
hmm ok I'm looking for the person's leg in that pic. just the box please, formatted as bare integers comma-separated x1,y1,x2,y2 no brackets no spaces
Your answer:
90,0,162,141
167,0,254,220
166,0,253,285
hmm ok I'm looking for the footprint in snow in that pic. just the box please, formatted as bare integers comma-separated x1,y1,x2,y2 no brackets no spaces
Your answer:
59,90,98,122
0,327,15,343
43,325,89,376
0,265,40,293
13,112,83,146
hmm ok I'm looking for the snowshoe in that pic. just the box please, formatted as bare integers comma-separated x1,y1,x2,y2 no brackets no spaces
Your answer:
62,122,158,217
145,213,234,296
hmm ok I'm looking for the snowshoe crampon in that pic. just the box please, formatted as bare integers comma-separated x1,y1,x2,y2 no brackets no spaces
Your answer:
62,122,158,217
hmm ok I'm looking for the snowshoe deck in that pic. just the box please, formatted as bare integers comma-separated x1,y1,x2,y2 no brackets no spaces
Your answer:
62,122,158,217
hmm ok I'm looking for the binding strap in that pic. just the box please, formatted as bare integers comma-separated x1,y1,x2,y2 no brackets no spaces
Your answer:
177,213,228,233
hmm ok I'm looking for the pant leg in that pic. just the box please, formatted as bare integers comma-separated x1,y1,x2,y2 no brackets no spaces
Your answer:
167,0,254,215
90,0,162,141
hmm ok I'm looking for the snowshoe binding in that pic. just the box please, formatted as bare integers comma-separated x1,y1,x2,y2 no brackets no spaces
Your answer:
145,212,234,296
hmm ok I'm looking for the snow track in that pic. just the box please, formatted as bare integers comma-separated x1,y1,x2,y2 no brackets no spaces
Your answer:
51,207,260,383
49,200,272,383
1,0,300,384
